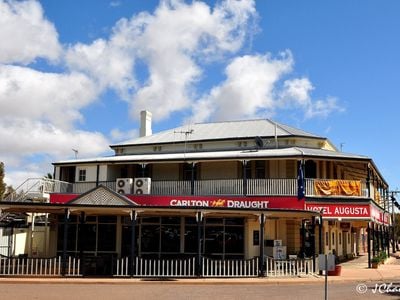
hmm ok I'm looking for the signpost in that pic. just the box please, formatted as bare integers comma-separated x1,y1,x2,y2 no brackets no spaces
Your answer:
319,254,335,300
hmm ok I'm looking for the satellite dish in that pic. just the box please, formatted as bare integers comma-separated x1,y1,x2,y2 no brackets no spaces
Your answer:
255,136,264,148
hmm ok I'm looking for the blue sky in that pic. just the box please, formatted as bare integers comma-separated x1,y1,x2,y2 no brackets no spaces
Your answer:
1,0,399,190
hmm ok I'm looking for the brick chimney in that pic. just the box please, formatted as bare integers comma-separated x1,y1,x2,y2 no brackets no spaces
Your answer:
140,110,152,137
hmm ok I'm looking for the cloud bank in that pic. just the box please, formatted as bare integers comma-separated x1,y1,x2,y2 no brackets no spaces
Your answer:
0,0,341,185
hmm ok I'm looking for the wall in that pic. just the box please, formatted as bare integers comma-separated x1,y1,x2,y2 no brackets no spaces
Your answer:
245,218,289,259
152,163,180,180
286,220,301,255
75,165,97,182
200,161,238,179
245,219,260,259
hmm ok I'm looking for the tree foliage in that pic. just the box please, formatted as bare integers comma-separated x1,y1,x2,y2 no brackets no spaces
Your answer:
395,213,400,241
0,162,5,200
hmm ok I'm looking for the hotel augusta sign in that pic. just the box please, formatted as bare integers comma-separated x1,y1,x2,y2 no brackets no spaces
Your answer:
305,202,390,224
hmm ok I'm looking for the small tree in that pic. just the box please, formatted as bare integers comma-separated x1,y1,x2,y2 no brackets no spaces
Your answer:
395,213,400,241
0,162,6,200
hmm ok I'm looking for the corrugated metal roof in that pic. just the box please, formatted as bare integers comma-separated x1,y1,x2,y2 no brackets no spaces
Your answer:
54,147,370,165
111,119,322,147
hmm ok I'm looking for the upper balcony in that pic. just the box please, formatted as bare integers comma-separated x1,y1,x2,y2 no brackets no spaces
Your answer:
54,178,374,199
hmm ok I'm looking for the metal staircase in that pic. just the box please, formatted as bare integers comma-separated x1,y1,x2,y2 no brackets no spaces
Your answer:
0,178,69,226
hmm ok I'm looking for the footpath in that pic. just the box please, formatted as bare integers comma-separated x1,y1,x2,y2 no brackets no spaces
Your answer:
0,252,399,285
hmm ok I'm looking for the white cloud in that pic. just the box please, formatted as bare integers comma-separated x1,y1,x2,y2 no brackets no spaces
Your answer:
281,78,314,106
0,0,61,64
0,65,99,129
65,38,137,100
305,96,343,119
191,52,343,122
130,0,257,120
191,51,293,122
65,0,257,121
0,118,110,165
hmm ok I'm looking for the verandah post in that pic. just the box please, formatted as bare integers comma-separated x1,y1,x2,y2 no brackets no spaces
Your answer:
242,160,248,196
311,216,316,272
196,211,203,277
259,213,265,277
62,208,69,276
367,222,371,268
130,210,137,277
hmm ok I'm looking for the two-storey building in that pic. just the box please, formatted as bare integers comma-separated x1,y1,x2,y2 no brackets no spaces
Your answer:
0,111,391,278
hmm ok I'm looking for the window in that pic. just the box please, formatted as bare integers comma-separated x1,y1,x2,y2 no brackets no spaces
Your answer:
339,233,342,245
255,161,265,179
325,232,329,246
182,163,198,181
332,232,335,245
78,169,86,182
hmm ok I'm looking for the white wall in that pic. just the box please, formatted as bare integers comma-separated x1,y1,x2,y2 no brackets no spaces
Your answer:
75,165,97,182
99,165,108,181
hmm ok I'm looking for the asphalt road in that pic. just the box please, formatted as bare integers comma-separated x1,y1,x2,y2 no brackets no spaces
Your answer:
1,281,400,300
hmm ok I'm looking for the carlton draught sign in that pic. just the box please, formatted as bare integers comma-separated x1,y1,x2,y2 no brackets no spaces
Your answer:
127,195,304,209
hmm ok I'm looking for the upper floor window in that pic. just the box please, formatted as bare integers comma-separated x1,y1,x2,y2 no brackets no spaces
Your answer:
78,169,86,182
255,161,265,179
182,163,198,181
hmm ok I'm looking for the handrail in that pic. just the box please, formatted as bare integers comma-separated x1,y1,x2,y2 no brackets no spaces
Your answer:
3,178,70,202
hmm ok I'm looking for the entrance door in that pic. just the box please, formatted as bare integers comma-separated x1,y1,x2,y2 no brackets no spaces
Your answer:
80,216,117,276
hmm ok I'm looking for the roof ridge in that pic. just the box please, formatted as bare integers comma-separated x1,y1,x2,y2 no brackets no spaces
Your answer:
192,118,268,126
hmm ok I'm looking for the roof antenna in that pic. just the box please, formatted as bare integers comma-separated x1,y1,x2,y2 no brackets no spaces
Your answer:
72,149,78,159
340,143,345,152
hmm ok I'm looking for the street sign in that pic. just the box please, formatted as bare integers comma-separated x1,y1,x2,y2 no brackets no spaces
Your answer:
318,254,335,271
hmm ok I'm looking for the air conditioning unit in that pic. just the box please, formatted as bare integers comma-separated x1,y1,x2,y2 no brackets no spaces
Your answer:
116,178,133,195
134,177,151,194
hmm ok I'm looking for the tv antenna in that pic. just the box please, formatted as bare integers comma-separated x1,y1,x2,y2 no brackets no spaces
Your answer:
174,128,194,159
72,149,78,159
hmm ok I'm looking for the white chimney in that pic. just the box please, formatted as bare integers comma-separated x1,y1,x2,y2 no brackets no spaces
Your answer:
140,110,152,137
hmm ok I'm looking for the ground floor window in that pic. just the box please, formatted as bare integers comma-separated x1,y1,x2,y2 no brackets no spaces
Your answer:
57,215,117,255
57,215,244,259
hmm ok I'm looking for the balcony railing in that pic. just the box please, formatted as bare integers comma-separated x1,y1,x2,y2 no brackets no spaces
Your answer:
305,179,368,198
57,178,372,199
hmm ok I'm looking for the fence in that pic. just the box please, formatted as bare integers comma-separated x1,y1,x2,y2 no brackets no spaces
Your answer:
201,256,259,277
0,256,81,276
265,257,314,277
114,256,196,277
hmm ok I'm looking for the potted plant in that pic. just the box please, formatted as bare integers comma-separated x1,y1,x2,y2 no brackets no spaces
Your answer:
379,251,387,264
371,256,380,269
